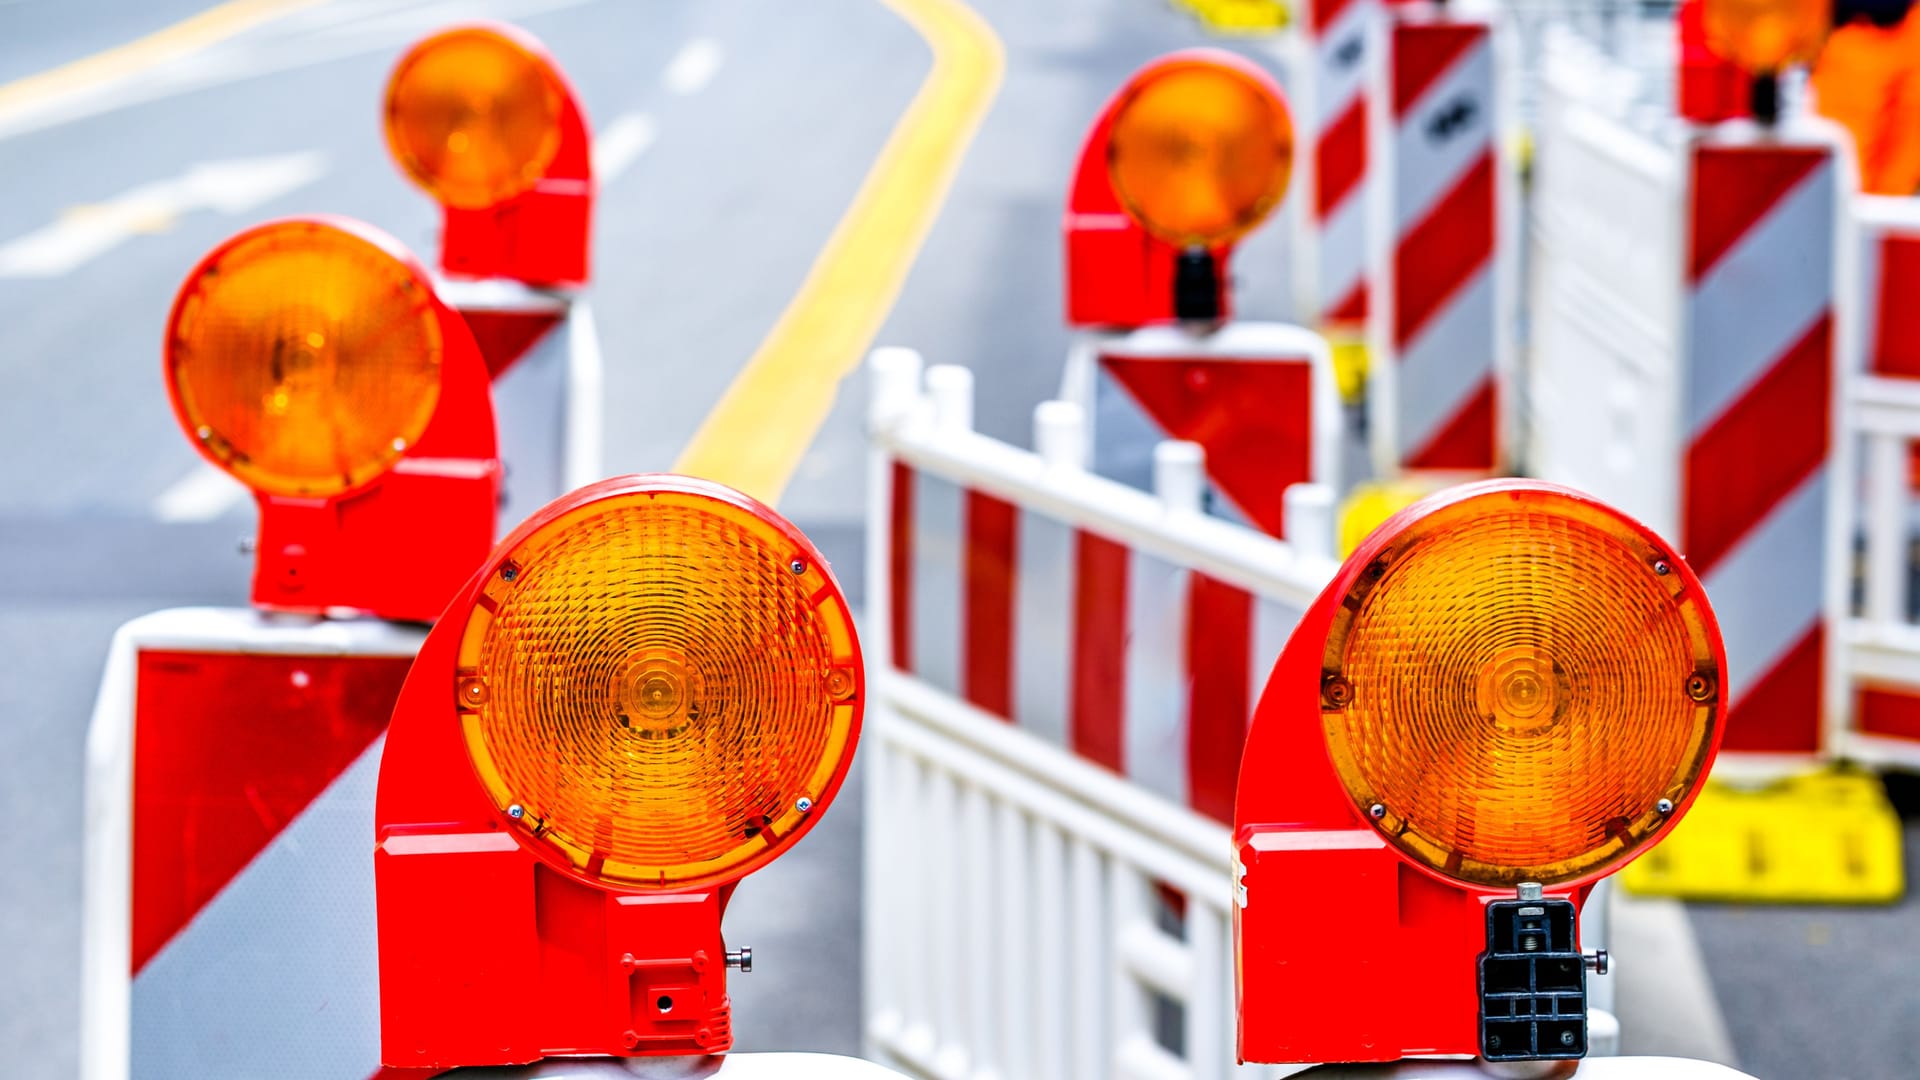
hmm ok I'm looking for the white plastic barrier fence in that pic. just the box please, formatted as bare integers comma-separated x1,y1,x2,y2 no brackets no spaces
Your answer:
1526,31,1853,766
863,346,1336,1080
1834,196,1920,767
860,348,1617,1079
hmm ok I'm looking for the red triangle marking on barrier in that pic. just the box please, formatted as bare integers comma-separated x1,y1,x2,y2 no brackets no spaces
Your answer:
1406,376,1496,470
1393,22,1485,119
1102,355,1315,538
1682,312,1832,576
459,310,562,379
1688,145,1826,284
131,650,411,974
1722,625,1823,755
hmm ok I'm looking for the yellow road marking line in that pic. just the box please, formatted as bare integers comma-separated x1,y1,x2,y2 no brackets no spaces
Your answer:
0,0,328,128
673,0,1005,504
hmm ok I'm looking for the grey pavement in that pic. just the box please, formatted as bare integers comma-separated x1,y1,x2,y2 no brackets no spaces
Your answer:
0,2,1915,1079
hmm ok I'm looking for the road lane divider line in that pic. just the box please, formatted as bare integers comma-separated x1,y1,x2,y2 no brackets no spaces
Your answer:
662,37,723,96
0,0,331,134
672,0,1004,503
153,464,249,524
593,113,657,183
0,151,326,279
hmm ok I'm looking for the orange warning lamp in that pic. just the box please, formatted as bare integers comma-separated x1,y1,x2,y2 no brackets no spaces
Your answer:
1234,480,1725,1065
374,475,863,1067
1700,0,1828,122
1702,0,1829,71
384,22,592,286
1065,49,1294,327
165,216,500,622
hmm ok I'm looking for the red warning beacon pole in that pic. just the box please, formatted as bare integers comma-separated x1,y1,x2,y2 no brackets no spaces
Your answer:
385,22,593,287
164,217,501,622
1234,481,1727,1064
1063,49,1292,328
375,476,863,1067
1062,52,1340,539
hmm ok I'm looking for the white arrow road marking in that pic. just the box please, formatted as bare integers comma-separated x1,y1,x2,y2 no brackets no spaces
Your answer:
663,37,722,95
592,112,657,183
152,464,250,523
0,150,325,278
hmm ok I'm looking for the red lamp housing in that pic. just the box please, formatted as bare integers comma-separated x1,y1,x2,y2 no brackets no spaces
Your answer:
374,475,864,1069
1064,49,1294,328
1233,480,1727,1065
384,22,593,287
163,216,500,623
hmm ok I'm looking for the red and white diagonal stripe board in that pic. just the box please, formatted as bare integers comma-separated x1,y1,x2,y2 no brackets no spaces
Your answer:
888,463,1305,822
1089,326,1335,539
1372,15,1502,473
1682,142,1837,758
87,613,427,1080
1298,0,1380,331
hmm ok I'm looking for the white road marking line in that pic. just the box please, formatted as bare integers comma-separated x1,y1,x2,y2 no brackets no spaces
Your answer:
591,112,656,182
662,37,721,95
0,150,325,278
1609,889,1741,1066
152,464,249,523
0,0,605,142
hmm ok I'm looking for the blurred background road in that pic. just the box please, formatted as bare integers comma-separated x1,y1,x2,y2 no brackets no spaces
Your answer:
0,2,1914,1078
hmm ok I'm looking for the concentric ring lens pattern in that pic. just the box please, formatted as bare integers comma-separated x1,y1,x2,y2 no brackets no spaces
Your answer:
168,223,442,497
461,496,852,888
385,28,562,209
1107,63,1294,247
1322,493,1719,887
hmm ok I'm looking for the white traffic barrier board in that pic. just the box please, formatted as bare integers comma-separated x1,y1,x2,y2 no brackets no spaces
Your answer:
1063,322,1341,540
1289,0,1381,336
439,278,604,528
1527,36,1850,765
1367,7,1512,475
81,609,421,1080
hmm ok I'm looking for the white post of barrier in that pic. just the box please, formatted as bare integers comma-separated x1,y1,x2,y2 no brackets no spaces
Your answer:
1154,441,1207,516
1036,400,1090,471
1283,483,1338,565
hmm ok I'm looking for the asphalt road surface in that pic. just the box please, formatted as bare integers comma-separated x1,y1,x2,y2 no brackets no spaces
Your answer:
0,2,1915,1079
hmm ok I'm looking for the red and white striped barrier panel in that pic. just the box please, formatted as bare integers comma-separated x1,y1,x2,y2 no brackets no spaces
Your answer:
1526,38,1851,767
862,347,1338,1080
1063,322,1340,540
1367,7,1511,475
81,609,422,1080
1682,137,1840,762
440,279,603,528
1835,197,1920,768
1289,0,1381,335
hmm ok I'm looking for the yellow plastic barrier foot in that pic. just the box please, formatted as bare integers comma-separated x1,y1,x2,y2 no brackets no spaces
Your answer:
1170,0,1291,35
1620,767,1906,905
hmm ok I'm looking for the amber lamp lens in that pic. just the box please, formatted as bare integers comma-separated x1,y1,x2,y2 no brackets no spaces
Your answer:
1106,61,1294,247
1319,486,1723,888
166,220,442,498
455,483,862,889
384,26,563,209
1702,0,1829,71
